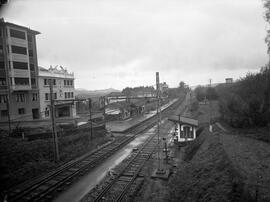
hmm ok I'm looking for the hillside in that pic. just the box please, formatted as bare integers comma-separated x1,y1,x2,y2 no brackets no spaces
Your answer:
75,88,120,98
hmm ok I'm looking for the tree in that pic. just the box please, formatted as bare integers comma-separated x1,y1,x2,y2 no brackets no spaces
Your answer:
194,86,206,101
179,81,186,89
206,87,218,100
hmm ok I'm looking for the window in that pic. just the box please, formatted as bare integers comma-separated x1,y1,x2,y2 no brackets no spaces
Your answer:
64,80,73,86
27,34,32,42
54,93,57,99
0,45,3,54
45,93,49,101
29,49,33,57
11,45,27,55
14,78,29,85
45,108,50,117
71,92,74,98
65,92,67,99
10,29,26,40
0,95,8,103
0,78,6,86
0,61,5,69
32,93,38,101
44,79,56,86
30,64,35,71
18,108,25,115
1,110,8,117
16,94,25,102
31,78,36,86
13,61,28,70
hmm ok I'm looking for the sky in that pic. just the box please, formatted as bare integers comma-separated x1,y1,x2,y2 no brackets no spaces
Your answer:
0,0,269,90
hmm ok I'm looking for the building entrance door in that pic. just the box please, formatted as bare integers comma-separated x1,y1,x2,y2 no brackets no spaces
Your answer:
32,108,39,119
57,106,70,117
183,126,190,139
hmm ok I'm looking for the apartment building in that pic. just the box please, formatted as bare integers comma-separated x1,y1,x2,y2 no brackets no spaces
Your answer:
0,19,40,122
38,66,76,119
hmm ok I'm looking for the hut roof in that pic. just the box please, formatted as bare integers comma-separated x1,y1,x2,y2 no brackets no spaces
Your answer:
168,115,198,127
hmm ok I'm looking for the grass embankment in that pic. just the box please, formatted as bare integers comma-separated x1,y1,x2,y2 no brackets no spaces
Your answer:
0,128,110,193
168,131,251,202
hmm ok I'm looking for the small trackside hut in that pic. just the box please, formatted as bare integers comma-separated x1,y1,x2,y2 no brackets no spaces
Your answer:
169,115,198,146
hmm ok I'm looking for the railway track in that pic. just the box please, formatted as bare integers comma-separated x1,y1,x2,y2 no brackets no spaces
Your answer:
6,98,184,202
88,127,159,202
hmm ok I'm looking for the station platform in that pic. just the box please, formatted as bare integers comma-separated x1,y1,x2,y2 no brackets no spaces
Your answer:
106,99,178,133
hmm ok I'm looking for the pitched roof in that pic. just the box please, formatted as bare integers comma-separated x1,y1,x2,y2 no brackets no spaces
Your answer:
168,115,198,126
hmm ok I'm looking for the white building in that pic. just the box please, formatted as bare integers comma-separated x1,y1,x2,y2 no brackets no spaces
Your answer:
225,78,233,84
38,66,76,119
169,115,198,143
160,82,169,93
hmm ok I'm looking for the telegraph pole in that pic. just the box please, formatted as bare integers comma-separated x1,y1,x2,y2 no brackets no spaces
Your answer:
6,97,11,135
49,80,59,162
88,98,93,141
209,79,213,132
156,72,161,170
102,96,106,125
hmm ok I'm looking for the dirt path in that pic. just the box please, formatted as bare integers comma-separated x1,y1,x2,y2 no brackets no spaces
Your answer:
217,124,270,201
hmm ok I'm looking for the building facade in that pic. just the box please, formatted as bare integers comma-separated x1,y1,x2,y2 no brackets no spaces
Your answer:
169,115,198,143
225,78,233,84
0,19,40,122
38,66,76,119
160,82,169,93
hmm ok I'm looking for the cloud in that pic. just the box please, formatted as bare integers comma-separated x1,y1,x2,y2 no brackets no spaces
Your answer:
0,0,268,89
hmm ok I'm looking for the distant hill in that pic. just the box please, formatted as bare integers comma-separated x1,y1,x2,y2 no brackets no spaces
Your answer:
75,88,120,98
190,83,223,90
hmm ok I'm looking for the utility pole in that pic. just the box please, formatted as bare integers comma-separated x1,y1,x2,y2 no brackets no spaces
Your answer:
209,79,213,133
6,96,11,135
49,80,59,162
102,96,106,125
152,72,169,179
156,72,161,171
88,98,93,141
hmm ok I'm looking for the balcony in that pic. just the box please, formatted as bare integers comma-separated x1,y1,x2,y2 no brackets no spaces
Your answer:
11,84,31,91
12,69,30,77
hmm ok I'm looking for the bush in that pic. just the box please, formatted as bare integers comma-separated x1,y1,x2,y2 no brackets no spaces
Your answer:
217,66,270,128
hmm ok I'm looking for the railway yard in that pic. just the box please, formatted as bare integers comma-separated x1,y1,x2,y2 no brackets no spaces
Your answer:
1,2,270,201
3,95,187,202
1,93,269,202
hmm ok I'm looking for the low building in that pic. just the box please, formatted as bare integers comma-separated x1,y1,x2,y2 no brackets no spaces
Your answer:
169,115,198,143
105,102,131,120
38,66,76,119
160,82,169,92
225,78,233,84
